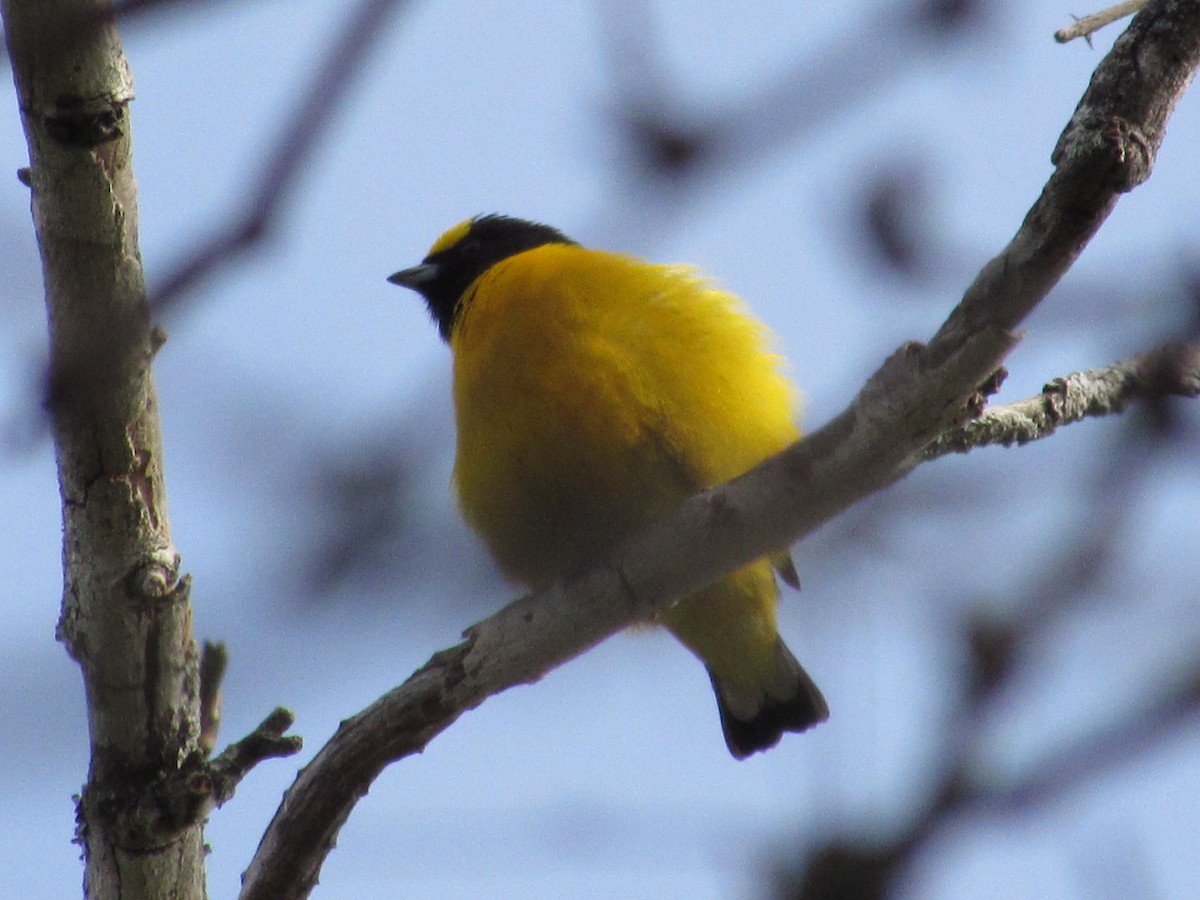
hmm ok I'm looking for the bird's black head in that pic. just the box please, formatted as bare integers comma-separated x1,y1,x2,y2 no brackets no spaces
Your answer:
388,214,576,341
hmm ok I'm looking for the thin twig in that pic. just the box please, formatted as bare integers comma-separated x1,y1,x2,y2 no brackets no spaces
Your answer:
924,341,1200,459
1056,0,1147,44
989,665,1200,810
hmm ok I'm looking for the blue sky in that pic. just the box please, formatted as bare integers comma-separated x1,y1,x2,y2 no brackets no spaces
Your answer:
2,1,1199,898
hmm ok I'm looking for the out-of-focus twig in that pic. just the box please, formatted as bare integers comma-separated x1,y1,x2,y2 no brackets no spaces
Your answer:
199,640,229,756
149,0,412,317
587,0,990,248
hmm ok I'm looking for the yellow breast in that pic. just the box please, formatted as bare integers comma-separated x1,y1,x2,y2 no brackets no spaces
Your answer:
449,242,800,588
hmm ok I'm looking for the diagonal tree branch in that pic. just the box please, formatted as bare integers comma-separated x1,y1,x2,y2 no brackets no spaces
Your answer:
240,2,1200,897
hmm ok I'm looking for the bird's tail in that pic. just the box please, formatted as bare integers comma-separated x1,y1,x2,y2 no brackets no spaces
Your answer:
709,638,828,760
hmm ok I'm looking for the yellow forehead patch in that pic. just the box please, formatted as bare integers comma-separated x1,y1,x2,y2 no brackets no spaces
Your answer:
427,217,474,257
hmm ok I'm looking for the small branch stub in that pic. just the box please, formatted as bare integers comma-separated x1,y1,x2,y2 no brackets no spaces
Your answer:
199,640,229,756
205,708,302,808
91,707,302,850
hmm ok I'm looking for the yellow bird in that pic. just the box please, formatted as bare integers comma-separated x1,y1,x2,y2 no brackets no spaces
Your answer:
389,215,828,758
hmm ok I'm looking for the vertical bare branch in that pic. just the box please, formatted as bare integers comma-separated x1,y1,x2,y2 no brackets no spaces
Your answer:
0,2,203,897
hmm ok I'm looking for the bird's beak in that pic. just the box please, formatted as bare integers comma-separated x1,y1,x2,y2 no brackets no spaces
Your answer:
387,263,439,290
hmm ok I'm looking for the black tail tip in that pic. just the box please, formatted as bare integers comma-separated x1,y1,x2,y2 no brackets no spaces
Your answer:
716,673,829,760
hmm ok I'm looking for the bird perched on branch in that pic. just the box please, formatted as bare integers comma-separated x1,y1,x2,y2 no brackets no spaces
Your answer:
389,214,828,758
